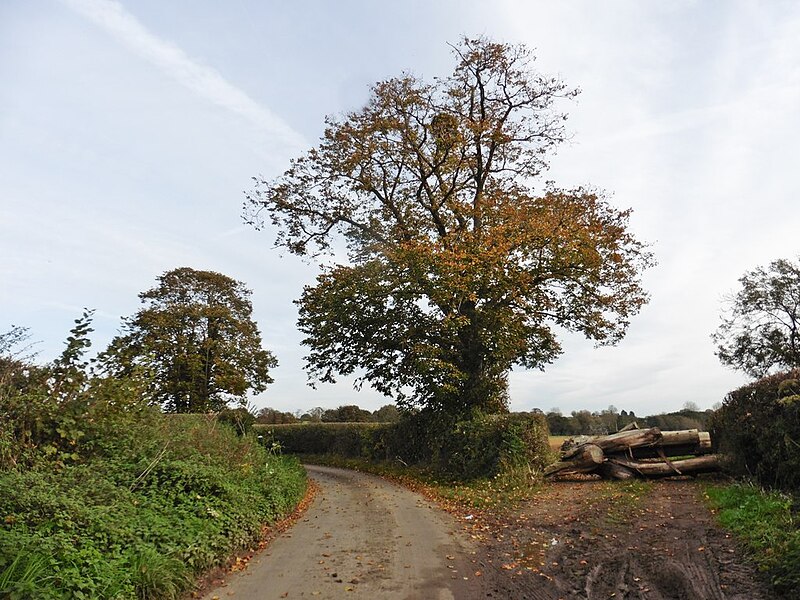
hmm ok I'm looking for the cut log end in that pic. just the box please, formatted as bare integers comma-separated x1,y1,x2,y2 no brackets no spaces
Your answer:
544,444,604,478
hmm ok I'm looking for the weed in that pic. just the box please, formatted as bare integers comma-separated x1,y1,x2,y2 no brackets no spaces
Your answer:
0,552,51,599
127,545,191,600
0,419,306,599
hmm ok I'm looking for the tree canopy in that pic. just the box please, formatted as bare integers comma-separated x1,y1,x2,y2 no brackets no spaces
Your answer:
245,37,653,414
101,267,277,413
713,257,800,378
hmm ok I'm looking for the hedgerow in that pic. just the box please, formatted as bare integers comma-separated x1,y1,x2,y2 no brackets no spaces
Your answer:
710,368,800,493
258,410,550,480
0,318,306,599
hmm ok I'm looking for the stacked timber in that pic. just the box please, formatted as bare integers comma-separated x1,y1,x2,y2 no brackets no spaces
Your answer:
544,423,720,480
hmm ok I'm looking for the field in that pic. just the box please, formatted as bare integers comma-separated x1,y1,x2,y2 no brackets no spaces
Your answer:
548,435,571,452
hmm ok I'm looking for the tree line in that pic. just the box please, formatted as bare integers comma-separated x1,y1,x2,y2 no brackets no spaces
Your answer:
543,404,713,436
253,401,712,434
255,404,401,424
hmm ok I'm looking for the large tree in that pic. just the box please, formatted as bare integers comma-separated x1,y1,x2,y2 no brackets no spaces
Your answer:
102,268,277,413
713,257,800,378
246,37,653,414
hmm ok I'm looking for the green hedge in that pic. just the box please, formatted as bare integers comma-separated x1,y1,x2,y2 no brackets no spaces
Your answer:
710,369,800,493
255,422,384,457
257,411,550,480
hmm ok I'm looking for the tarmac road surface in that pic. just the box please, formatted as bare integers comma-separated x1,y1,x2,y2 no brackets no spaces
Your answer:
200,464,489,600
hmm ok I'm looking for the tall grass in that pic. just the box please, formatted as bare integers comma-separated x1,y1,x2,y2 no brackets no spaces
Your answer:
705,483,800,596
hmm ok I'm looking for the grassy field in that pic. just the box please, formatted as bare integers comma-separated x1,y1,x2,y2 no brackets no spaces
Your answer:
548,435,571,451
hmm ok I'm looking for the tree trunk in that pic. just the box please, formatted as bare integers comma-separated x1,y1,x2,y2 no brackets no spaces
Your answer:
562,427,662,458
659,429,712,447
606,455,721,478
599,460,637,480
628,443,711,459
544,444,604,477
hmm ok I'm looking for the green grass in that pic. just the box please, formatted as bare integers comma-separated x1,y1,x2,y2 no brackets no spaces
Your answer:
704,482,800,596
0,417,307,599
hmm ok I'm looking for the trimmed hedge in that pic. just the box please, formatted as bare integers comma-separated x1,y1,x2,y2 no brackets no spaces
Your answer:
710,368,800,493
256,411,551,480
256,422,384,457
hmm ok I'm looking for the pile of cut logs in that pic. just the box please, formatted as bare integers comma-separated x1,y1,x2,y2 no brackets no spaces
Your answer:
544,423,721,480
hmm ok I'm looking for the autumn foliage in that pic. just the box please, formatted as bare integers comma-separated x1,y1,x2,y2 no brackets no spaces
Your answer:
100,268,277,413
246,37,653,414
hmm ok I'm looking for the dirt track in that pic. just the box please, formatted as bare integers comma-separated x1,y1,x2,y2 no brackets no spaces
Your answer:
473,478,773,600
199,465,489,599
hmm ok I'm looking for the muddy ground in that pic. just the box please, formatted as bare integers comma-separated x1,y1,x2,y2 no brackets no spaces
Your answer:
469,476,773,599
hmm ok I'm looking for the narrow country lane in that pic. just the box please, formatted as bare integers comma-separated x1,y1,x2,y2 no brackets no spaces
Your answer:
200,465,488,600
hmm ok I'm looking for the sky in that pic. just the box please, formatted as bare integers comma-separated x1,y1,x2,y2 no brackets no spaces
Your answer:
2,0,799,416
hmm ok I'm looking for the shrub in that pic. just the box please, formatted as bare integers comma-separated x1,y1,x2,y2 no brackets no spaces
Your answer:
0,318,306,599
710,368,800,493
385,411,550,479
0,418,306,599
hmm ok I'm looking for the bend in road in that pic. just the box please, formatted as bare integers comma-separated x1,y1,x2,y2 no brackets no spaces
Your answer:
200,464,487,600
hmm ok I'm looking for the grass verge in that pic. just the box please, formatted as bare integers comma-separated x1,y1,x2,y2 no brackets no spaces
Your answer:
0,416,307,599
300,453,541,514
704,482,799,596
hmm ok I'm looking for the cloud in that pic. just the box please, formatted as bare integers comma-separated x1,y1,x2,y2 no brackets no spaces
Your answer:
60,0,306,152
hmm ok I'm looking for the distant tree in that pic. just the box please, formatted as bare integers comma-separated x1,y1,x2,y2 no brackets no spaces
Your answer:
255,407,298,424
681,401,700,412
545,410,573,436
300,407,325,422
598,405,620,433
372,404,401,422
101,268,277,413
570,410,605,435
246,36,653,416
713,257,800,378
321,404,373,422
